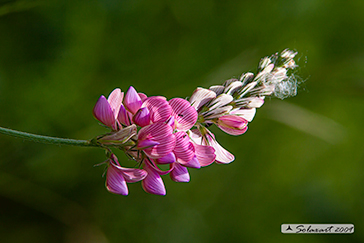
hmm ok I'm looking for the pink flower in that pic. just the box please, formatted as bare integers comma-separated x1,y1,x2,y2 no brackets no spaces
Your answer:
105,154,147,195
173,131,200,169
93,88,124,130
137,122,176,159
190,128,234,164
216,115,248,136
169,98,198,131
141,96,172,123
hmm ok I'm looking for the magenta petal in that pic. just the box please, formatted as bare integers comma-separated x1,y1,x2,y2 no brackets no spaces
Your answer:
174,131,195,163
133,107,151,127
138,122,176,159
156,152,176,164
93,95,116,129
180,155,201,169
193,143,216,167
106,164,128,195
169,98,198,131
217,115,248,136
217,124,248,135
124,86,142,114
142,161,166,195
118,104,133,126
170,163,190,182
119,167,148,183
137,139,160,150
138,92,148,102
142,96,172,123
107,88,124,119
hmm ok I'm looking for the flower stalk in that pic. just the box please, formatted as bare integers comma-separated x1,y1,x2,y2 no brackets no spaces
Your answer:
0,126,99,147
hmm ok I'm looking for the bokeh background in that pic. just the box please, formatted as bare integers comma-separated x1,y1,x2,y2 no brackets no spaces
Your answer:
0,0,363,242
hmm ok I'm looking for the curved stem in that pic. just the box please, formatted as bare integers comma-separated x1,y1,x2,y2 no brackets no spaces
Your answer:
0,126,99,147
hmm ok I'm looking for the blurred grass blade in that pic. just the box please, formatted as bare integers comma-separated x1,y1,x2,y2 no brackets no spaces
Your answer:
265,101,347,144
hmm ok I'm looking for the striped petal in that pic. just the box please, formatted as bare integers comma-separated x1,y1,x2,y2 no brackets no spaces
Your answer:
133,107,151,127
170,163,190,182
189,87,216,111
208,94,233,110
190,128,234,164
169,98,198,131
124,86,142,114
209,85,224,96
138,122,176,159
174,131,195,163
106,163,128,195
224,80,243,96
142,96,172,123
142,161,166,195
230,108,256,122
107,88,124,119
205,133,235,164
93,95,116,129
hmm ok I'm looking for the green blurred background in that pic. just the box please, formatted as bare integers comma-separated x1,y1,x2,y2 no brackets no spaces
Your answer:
0,0,363,242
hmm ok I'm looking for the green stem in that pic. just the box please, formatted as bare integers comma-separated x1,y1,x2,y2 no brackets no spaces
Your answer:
0,126,99,147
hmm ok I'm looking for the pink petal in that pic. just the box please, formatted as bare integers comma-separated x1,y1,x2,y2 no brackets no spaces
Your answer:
189,88,216,111
206,133,235,164
217,124,248,136
138,92,148,102
180,155,201,169
137,139,160,150
124,86,142,114
133,107,151,127
106,163,128,195
107,88,124,119
169,98,198,131
142,161,166,195
138,122,176,159
174,131,195,163
217,115,248,136
118,104,133,126
156,152,176,164
142,96,172,123
93,95,116,129
193,143,216,167
170,163,190,182
118,167,148,183
108,154,147,183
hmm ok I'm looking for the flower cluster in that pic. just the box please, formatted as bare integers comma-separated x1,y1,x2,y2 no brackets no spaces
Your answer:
93,49,299,195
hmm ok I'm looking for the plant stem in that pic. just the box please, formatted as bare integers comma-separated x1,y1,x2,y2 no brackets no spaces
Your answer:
0,126,99,147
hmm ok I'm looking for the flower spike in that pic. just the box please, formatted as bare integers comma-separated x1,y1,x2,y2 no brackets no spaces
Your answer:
91,48,300,195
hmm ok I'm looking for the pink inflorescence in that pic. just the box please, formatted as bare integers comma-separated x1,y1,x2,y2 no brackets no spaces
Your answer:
93,49,299,195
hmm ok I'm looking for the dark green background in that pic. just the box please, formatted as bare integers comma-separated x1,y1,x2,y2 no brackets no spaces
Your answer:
0,0,363,242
